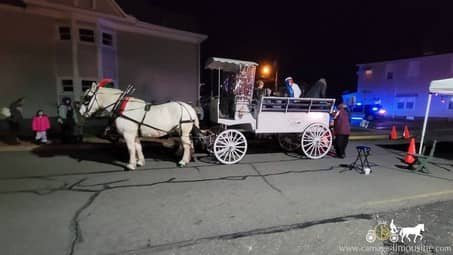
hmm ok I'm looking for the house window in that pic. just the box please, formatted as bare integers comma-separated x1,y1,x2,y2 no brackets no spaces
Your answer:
59,26,71,40
102,32,113,46
397,102,405,109
81,80,97,91
79,28,95,43
386,72,394,80
61,79,74,92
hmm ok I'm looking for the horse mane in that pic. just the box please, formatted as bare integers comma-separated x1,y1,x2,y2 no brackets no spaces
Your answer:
99,87,145,103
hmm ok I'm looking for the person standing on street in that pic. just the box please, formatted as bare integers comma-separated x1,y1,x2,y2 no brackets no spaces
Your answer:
334,103,351,158
8,97,24,144
73,101,84,143
32,109,51,144
58,97,75,143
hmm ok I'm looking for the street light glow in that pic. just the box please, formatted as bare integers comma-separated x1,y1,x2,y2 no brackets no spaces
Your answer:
261,65,271,76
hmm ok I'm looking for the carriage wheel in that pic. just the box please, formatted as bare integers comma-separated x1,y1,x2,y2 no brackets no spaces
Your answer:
301,123,332,159
214,130,248,164
277,133,301,152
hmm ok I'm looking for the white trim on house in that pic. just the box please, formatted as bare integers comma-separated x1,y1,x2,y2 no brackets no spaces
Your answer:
16,0,207,44
71,17,81,99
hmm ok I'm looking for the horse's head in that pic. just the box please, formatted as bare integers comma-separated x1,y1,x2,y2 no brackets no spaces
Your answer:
418,224,425,232
79,79,112,118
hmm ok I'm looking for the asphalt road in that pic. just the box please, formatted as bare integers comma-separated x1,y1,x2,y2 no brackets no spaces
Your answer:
1,140,453,255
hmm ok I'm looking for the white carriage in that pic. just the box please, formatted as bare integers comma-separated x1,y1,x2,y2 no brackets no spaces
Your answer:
205,57,336,164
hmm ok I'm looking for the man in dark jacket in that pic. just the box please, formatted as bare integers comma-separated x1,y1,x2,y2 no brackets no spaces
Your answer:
333,103,351,158
8,97,24,144
58,97,75,143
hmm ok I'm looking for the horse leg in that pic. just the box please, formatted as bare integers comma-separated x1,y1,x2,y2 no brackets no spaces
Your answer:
124,133,137,170
190,142,196,162
178,135,192,167
135,137,145,167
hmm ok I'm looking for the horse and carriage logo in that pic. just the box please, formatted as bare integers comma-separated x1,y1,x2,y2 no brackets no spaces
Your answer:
366,219,425,244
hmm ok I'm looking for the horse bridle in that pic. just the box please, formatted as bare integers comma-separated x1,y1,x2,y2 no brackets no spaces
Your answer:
82,85,126,116
82,85,101,115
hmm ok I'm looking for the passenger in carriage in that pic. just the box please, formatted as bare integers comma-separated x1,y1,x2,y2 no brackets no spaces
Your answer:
305,78,327,98
254,80,266,100
283,77,302,98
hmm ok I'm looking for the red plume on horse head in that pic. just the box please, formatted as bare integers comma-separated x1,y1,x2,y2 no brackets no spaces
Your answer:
97,78,113,88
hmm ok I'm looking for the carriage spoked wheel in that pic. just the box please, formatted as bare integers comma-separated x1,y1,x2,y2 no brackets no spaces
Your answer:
277,133,302,152
301,123,332,159
214,129,248,164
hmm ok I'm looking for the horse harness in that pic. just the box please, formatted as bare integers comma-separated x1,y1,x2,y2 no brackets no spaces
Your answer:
114,98,195,137
84,83,195,137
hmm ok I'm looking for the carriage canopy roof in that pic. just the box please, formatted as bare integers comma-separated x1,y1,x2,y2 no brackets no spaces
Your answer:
205,57,258,72
429,78,453,95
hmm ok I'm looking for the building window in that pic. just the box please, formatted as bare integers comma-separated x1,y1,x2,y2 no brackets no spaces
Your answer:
386,72,394,80
408,61,420,77
397,102,405,109
406,102,414,109
61,79,74,92
364,67,373,79
102,32,113,46
59,26,71,40
81,80,97,91
79,28,95,43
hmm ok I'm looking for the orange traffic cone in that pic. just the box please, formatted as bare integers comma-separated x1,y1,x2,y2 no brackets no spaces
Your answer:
404,137,417,165
389,125,398,140
403,125,411,139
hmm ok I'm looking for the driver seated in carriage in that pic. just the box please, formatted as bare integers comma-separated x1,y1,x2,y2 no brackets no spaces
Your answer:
220,73,236,119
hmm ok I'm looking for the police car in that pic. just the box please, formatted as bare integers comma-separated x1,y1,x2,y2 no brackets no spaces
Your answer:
349,103,386,121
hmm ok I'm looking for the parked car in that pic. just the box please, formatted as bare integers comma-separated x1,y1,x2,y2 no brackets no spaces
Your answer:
349,103,386,121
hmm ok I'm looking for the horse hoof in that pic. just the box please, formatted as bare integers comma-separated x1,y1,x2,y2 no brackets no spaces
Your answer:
178,161,186,168
137,160,145,167
126,164,136,170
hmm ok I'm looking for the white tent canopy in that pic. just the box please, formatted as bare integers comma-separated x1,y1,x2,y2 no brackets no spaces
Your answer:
205,57,258,72
429,78,453,95
419,78,453,153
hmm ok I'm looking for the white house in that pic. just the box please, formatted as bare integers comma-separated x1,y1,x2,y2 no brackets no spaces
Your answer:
0,0,207,119
356,53,453,118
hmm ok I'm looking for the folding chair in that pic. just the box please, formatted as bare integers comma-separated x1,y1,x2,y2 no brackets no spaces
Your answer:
349,146,372,173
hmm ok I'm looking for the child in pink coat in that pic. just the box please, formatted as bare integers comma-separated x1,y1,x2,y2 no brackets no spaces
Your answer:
32,110,51,144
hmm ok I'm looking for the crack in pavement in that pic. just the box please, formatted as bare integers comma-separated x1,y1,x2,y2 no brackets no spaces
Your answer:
109,213,374,255
250,164,283,194
68,192,101,255
0,165,340,255
4,161,452,255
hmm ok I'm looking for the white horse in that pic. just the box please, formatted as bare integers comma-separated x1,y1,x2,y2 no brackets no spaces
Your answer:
399,224,424,243
79,79,200,170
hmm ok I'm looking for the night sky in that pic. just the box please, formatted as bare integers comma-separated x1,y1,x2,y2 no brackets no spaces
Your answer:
118,0,453,100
